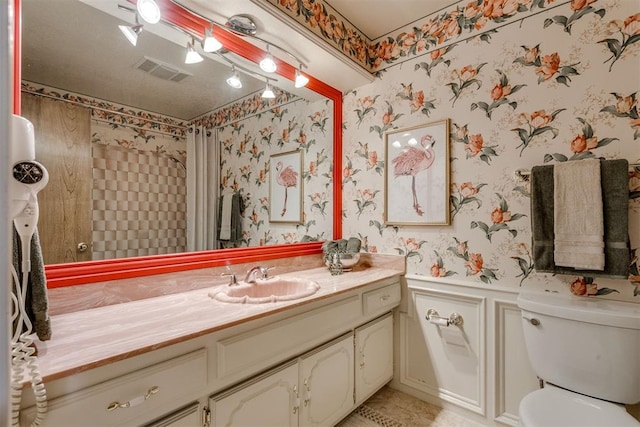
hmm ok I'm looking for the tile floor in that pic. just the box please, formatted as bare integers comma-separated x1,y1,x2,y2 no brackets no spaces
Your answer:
338,386,483,427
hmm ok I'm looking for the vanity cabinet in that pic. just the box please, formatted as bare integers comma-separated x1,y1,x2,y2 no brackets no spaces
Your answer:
355,313,394,405
210,333,354,427
21,274,403,427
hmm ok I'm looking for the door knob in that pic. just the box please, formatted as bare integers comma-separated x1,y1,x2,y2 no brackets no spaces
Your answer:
77,242,88,252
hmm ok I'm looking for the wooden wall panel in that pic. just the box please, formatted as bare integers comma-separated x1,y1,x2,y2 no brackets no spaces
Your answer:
22,94,92,264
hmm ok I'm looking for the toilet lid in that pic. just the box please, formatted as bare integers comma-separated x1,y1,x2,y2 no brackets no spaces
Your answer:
519,387,639,427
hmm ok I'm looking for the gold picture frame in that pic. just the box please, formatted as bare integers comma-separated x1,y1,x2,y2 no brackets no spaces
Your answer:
384,119,451,226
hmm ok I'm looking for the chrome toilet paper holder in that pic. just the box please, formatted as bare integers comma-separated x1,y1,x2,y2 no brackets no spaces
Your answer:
426,309,463,327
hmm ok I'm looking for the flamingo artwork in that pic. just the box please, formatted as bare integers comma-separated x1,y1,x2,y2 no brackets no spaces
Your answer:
275,161,298,217
391,134,436,216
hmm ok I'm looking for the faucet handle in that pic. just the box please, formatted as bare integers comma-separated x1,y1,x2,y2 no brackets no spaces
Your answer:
221,271,238,286
260,266,275,279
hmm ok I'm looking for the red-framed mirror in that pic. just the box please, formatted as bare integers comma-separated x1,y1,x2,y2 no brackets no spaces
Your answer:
12,0,342,287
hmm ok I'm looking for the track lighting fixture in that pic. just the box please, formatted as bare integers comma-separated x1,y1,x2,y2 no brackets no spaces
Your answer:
226,66,242,88
202,26,222,52
137,0,161,24
294,65,309,88
259,45,277,73
119,14,143,46
185,39,203,64
262,81,275,99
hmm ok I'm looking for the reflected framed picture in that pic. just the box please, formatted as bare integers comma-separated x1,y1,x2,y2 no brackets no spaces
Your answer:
269,149,303,223
384,119,450,226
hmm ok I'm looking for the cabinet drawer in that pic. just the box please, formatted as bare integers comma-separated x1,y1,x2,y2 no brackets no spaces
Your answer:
22,349,207,427
363,283,400,316
217,295,360,379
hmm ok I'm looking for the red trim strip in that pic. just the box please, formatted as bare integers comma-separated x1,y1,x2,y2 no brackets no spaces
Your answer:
13,0,21,114
15,0,342,287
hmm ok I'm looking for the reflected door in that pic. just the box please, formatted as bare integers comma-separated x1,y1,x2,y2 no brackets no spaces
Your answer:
21,93,92,264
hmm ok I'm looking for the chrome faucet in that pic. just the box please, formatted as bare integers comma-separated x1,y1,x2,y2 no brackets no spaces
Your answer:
245,266,273,284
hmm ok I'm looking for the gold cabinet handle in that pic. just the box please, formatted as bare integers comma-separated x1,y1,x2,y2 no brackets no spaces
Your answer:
107,386,159,411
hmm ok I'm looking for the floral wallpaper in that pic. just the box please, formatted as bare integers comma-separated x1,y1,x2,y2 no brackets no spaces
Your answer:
218,97,334,247
192,87,298,130
266,0,615,75
341,0,640,302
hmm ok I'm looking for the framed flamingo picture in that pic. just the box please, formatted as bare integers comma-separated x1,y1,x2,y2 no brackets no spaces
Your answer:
384,119,451,226
269,149,303,223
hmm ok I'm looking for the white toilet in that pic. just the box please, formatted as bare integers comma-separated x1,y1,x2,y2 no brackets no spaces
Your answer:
517,291,640,426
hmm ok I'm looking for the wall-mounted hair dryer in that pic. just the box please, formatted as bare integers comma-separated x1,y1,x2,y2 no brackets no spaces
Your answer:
10,114,49,426
10,115,48,244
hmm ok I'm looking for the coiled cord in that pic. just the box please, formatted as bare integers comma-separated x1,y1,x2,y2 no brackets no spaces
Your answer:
10,245,47,427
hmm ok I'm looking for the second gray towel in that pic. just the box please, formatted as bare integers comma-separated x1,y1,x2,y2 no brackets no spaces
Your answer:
531,159,630,279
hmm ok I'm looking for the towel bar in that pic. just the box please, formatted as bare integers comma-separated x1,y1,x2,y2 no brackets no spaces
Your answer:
515,162,639,182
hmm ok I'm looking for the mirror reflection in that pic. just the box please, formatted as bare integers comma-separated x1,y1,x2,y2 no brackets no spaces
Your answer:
21,0,334,265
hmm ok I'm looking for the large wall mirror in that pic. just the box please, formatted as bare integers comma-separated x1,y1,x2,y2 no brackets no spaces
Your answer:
14,0,342,287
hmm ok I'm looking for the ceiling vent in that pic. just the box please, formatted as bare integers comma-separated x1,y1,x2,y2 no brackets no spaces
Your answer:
135,56,192,82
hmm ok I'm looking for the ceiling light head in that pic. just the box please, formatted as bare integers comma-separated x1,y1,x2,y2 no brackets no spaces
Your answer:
226,67,242,89
259,46,277,73
137,0,161,24
202,27,222,52
262,82,275,99
119,23,143,46
294,67,309,88
185,39,203,64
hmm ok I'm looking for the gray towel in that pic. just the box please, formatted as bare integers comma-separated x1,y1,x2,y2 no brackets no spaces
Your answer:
12,227,51,341
217,193,245,243
346,237,362,253
531,159,630,279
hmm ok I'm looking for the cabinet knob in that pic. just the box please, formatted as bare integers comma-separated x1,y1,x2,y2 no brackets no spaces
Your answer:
77,242,88,252
107,386,159,411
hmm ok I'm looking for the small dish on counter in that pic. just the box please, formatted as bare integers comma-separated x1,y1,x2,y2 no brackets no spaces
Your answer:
325,252,360,271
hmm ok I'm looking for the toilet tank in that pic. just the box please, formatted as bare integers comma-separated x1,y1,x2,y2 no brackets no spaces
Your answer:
518,292,640,404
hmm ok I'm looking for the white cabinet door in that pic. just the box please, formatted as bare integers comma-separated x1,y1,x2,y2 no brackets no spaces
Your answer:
211,363,299,427
299,334,354,427
355,313,394,404
143,402,201,427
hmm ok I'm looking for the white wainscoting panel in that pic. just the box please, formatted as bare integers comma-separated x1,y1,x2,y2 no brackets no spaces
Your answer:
402,286,486,415
396,276,539,426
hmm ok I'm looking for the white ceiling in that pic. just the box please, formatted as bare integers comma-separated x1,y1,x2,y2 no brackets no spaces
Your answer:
328,0,457,40
21,0,455,120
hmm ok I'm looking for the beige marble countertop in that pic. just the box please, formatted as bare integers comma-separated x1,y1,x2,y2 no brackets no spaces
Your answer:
32,255,404,385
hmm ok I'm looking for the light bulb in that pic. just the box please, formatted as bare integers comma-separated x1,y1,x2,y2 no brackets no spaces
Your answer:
202,27,222,52
262,83,275,99
185,41,203,64
259,53,277,73
295,68,309,88
226,70,242,88
137,0,161,24
119,24,142,46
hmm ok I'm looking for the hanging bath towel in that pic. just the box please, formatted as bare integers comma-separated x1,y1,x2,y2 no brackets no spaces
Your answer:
553,159,604,270
531,159,630,278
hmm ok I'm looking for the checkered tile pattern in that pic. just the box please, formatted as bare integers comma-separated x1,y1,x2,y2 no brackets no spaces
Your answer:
92,144,187,260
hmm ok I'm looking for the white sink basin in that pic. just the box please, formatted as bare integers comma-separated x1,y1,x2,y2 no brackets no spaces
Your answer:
211,277,321,304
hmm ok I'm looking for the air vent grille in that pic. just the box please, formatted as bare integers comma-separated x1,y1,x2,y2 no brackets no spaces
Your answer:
135,57,192,82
